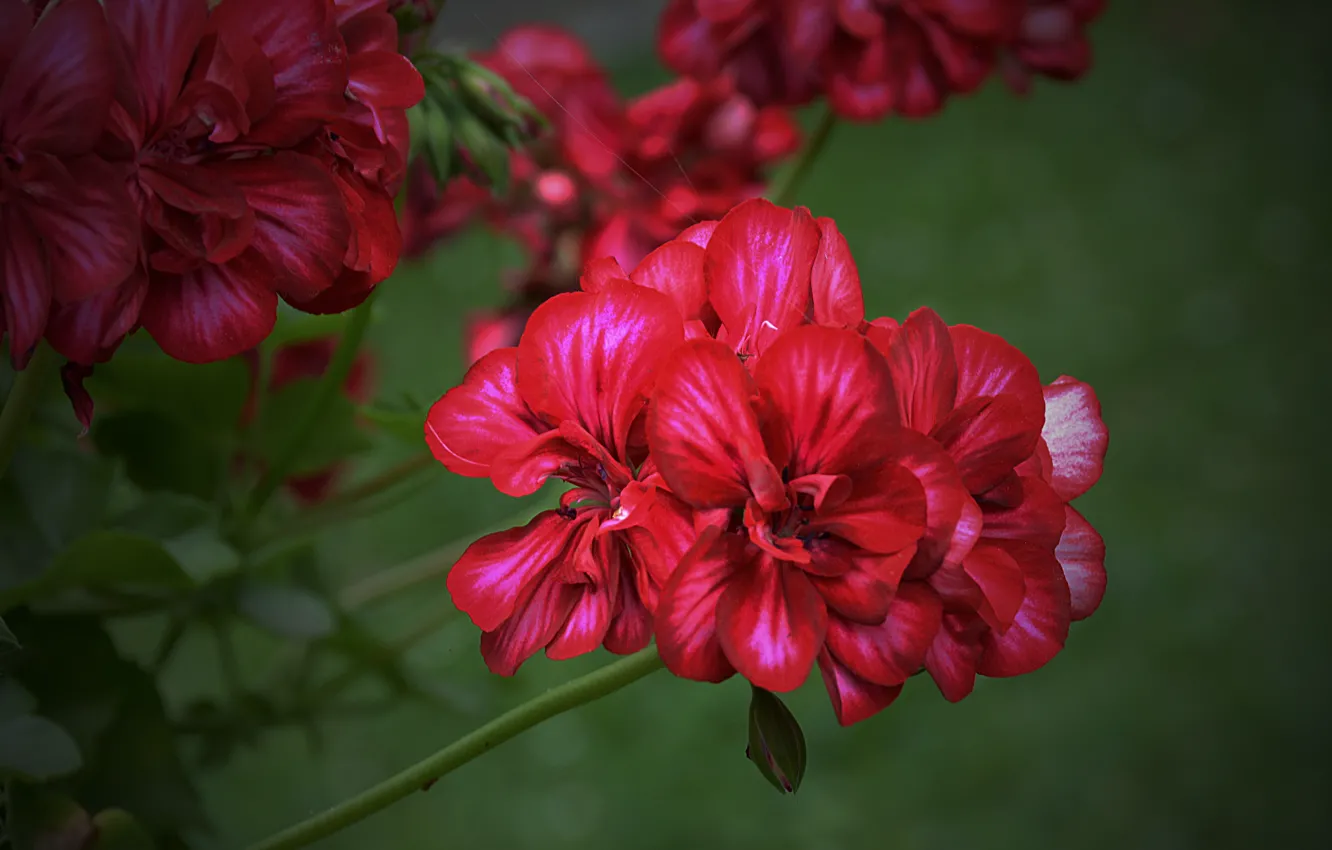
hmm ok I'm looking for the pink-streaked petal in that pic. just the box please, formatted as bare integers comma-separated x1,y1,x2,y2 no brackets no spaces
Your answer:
706,199,820,357
139,253,278,362
818,649,903,727
579,255,628,292
648,337,786,511
630,240,707,323
480,576,581,676
961,542,1025,631
489,429,586,498
424,347,547,479
887,306,958,434
977,541,1071,677
949,323,1046,425
894,431,978,577
924,612,983,702
0,203,50,367
716,556,827,693
1041,375,1109,500
1057,505,1106,621
655,528,742,683
0,0,115,156
810,216,864,328
826,581,942,686
676,219,718,248
809,459,926,554
754,324,899,477
933,394,1041,495
448,510,583,633
603,537,654,654
518,282,685,462
980,474,1067,551
547,583,613,661
808,543,914,625
45,270,147,366
104,0,209,131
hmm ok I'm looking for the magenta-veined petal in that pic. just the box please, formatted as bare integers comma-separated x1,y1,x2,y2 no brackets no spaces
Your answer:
104,0,209,131
933,394,1041,495
817,648,903,727
480,577,581,676
489,429,588,498
949,323,1045,425
887,306,958,434
448,510,583,633
924,612,983,702
603,532,654,654
706,199,820,357
579,255,628,292
45,270,148,366
754,324,899,478
808,543,914,625
1057,505,1106,621
977,541,1071,677
810,216,864,327
655,527,742,683
518,282,684,462
547,584,614,661
648,337,786,511
630,239,708,323
1041,375,1109,500
716,556,827,692
424,347,548,480
676,219,718,248
139,249,277,363
825,581,942,687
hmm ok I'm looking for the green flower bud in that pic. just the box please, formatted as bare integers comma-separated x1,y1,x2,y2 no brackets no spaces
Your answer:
746,685,807,794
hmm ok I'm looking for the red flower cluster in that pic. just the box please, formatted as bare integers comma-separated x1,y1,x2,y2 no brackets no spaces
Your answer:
659,0,1107,120
0,0,421,397
426,199,1107,725
400,25,799,364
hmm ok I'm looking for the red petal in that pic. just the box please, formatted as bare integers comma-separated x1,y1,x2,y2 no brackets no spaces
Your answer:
489,429,589,498
808,459,926,554
630,240,708,323
887,306,958,434
448,510,583,633
603,538,654,654
518,283,685,462
547,584,613,661
825,581,942,686
817,648,903,726
754,325,899,477
0,0,115,156
808,543,913,625
104,0,209,131
59,361,95,432
980,474,1067,551
705,199,820,357
933,394,1041,495
139,251,278,363
0,203,50,367
648,337,785,511
655,528,742,683
961,542,1025,631
977,541,1071,677
579,256,628,292
424,347,547,479
924,612,983,702
677,220,718,248
480,576,581,676
809,216,864,328
1057,505,1106,621
45,271,148,365
893,431,978,576
210,152,351,301
716,556,827,692
1041,375,1108,500
0,1,31,79
949,323,1045,426
348,51,423,112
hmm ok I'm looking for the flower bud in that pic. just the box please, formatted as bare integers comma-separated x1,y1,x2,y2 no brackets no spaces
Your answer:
745,685,807,794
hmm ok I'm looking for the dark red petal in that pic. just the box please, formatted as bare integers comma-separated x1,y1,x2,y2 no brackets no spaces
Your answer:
893,430,979,576
59,361,95,432
980,474,1067,551
961,542,1025,631
655,528,741,683
0,0,32,79
1057,505,1106,621
754,324,900,478
449,510,582,633
977,541,1071,677
0,203,50,367
924,612,983,702
949,323,1045,426
45,270,148,366
480,576,581,676
808,543,913,625
817,648,903,727
658,0,721,79
630,240,708,323
809,459,926,554
933,394,1041,495
0,0,115,156
518,282,685,462
887,306,958,434
104,0,209,131
706,199,820,357
139,251,278,363
1041,375,1108,500
809,216,864,328
579,256,628,293
348,50,424,112
716,557,827,692
825,582,942,686
424,347,546,479
648,337,785,511
603,537,654,654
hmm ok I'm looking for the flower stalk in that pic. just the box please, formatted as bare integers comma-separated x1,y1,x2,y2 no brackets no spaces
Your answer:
767,104,837,207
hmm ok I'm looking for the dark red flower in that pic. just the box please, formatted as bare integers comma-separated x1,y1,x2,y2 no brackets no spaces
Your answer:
999,0,1107,94
425,281,695,674
0,0,138,367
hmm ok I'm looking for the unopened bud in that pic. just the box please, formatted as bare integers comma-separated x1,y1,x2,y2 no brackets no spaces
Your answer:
745,685,807,794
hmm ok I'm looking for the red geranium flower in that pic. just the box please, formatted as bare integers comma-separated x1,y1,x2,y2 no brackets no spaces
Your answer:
424,281,696,675
0,0,138,366
1000,0,1107,94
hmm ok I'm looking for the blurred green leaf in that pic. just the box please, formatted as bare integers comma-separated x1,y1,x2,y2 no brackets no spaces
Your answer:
253,379,371,476
0,532,193,612
0,478,53,592
359,405,426,444
237,583,336,639
0,614,16,649
90,808,157,850
5,785,94,850
110,494,240,583
0,678,37,720
0,714,83,782
262,309,351,351
84,353,250,435
9,444,114,550
93,410,221,500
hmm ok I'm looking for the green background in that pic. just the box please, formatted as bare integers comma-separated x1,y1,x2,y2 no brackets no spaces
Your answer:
146,3,1329,847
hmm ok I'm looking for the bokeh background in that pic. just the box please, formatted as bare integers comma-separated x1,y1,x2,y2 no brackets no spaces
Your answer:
149,1,1330,847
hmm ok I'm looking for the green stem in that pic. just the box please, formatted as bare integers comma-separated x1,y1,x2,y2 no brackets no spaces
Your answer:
244,295,377,521
0,345,54,480
767,103,838,208
247,646,665,850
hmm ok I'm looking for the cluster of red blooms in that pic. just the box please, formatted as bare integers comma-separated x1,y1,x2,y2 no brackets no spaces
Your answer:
660,0,1107,119
426,199,1108,725
0,0,422,420
399,25,801,365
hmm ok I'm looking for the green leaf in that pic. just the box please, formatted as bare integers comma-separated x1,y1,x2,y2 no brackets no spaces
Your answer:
110,494,240,583
0,476,54,592
0,614,17,649
0,714,83,781
237,583,336,639
359,405,426,444
5,785,94,850
253,378,372,476
94,409,222,500
262,307,351,350
0,678,37,720
90,809,158,850
0,532,193,611
9,443,114,549
84,352,250,435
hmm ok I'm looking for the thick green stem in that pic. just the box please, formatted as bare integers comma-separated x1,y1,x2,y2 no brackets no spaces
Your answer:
244,295,377,521
0,345,54,480
767,104,838,208
247,646,666,850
